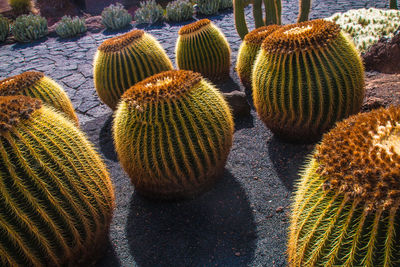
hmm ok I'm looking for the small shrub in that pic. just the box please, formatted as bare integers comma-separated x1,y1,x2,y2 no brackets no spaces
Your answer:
134,0,164,24
12,14,48,43
101,3,132,30
166,0,194,22
219,0,233,10
55,16,87,38
0,15,9,42
196,0,221,15
8,0,32,14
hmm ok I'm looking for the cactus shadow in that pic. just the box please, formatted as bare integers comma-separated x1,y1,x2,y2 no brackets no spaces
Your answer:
11,37,49,50
135,22,166,30
127,170,257,267
102,24,134,36
99,114,119,162
95,239,122,267
234,113,254,131
215,76,242,94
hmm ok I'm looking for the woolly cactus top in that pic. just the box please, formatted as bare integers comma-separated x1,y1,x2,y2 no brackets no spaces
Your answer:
315,106,400,211
262,19,341,53
178,19,211,35
0,71,44,95
244,25,281,45
0,95,42,132
98,30,145,52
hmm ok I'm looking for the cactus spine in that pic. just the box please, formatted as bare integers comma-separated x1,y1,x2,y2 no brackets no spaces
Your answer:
93,30,173,110
298,0,311,22
113,70,234,199
176,19,231,82
0,95,115,266
0,71,79,126
252,19,365,143
236,25,280,91
289,106,400,266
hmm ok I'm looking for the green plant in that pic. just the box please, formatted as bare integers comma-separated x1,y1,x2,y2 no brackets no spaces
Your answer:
176,19,231,82
93,30,173,110
101,2,132,30
390,0,398,9
134,0,164,24
0,71,79,126
252,19,365,143
113,70,234,199
0,15,9,42
8,0,32,14
196,0,221,15
298,0,311,22
55,15,87,38
236,25,280,91
289,106,400,266
220,0,233,9
166,0,194,22
12,14,48,43
0,95,115,266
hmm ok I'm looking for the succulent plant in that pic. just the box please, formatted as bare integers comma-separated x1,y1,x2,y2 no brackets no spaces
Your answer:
55,15,87,38
0,71,79,126
134,0,164,24
252,19,365,143
289,106,400,266
236,25,280,91
0,95,115,266
8,0,32,14
390,0,398,9
12,14,48,43
176,19,231,82
220,0,233,9
0,15,9,42
166,0,194,22
113,70,234,199
196,0,221,15
101,2,132,30
93,30,173,110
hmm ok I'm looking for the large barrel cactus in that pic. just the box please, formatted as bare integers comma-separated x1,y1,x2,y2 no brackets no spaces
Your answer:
0,95,115,266
236,25,280,91
0,71,79,126
93,29,173,110
113,70,234,199
289,106,400,266
176,19,231,82
252,19,364,143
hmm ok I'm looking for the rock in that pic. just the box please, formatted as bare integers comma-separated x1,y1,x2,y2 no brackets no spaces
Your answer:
362,96,385,112
223,90,251,118
85,16,105,33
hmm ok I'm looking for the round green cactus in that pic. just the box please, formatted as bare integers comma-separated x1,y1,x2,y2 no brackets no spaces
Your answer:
0,95,115,266
113,70,234,199
236,25,280,91
176,19,231,82
93,30,173,110
289,106,400,266
252,19,365,143
0,71,79,126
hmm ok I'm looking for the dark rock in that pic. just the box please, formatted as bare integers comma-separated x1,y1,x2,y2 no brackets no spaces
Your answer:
223,90,251,118
362,96,385,112
85,16,105,33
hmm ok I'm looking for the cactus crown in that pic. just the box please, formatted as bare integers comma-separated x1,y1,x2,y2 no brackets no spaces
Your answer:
0,71,44,95
178,19,211,35
262,19,341,53
315,106,400,211
244,25,280,44
0,95,42,132
98,30,145,52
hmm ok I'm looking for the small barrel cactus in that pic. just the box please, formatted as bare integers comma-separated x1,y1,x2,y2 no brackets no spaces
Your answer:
113,70,234,199
101,3,132,30
166,0,194,22
252,19,364,143
220,0,233,10
134,0,164,24
0,95,115,266
236,25,280,91
12,14,48,43
93,30,173,110
196,0,221,15
0,71,79,126
0,15,9,42
55,15,87,38
176,19,231,82
289,106,400,266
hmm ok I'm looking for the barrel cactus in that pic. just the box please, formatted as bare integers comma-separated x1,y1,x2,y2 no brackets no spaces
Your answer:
113,70,234,199
236,25,280,91
93,30,173,110
289,106,400,266
176,19,231,82
0,71,79,126
252,19,365,143
0,95,115,266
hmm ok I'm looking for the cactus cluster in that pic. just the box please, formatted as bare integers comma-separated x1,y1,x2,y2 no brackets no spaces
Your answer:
93,30,173,110
176,19,231,82
252,19,365,143
55,16,87,39
101,3,132,30
166,0,194,22
0,15,9,42
220,0,233,10
196,0,221,15
134,0,164,24
8,0,32,14
12,14,48,43
0,95,115,266
289,106,400,266
113,70,234,199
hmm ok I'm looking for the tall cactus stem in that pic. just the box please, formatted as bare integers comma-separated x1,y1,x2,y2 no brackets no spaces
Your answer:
263,0,281,25
234,0,249,39
253,0,264,28
390,0,398,9
298,0,311,22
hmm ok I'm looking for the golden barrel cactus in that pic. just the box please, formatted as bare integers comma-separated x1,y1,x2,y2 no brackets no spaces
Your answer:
289,106,400,266
0,95,115,266
93,29,173,110
113,70,234,199
252,19,365,143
